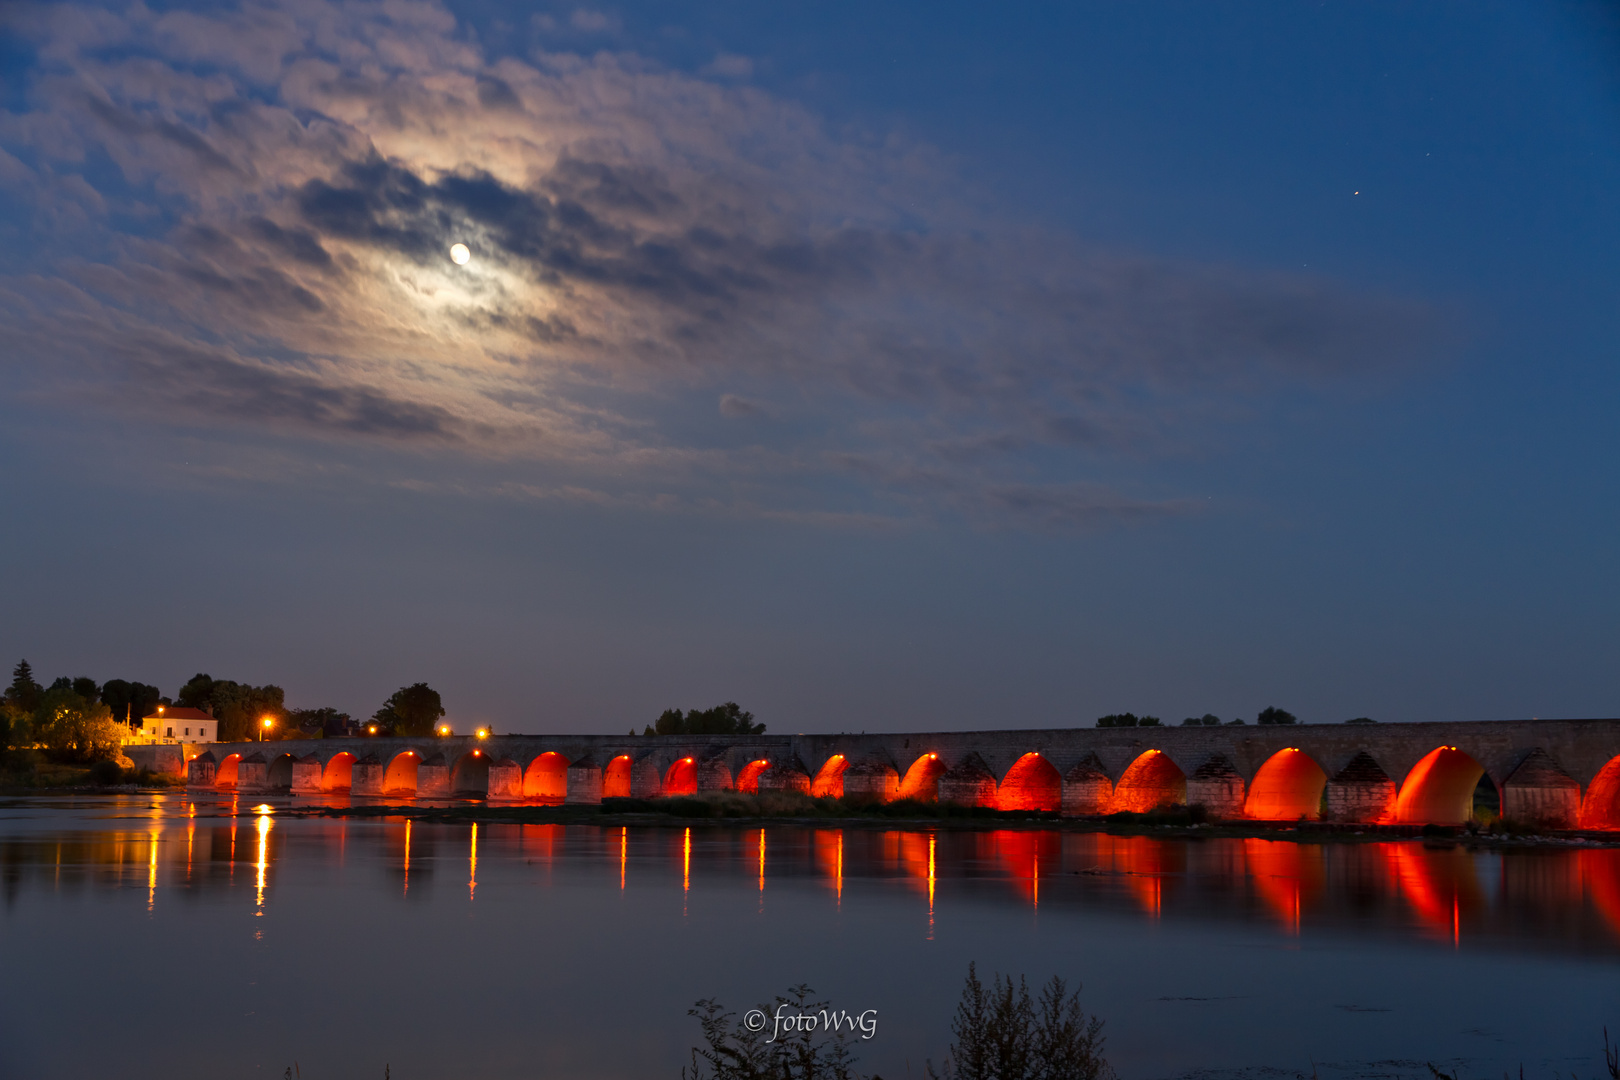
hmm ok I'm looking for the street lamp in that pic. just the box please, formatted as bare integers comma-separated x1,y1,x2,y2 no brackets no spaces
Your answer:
368,724,378,735
438,724,451,737
476,728,489,739
260,715,274,742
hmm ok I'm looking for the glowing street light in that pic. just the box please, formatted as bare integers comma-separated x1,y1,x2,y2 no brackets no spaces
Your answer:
368,724,379,735
260,715,274,742
476,728,489,739
438,724,452,737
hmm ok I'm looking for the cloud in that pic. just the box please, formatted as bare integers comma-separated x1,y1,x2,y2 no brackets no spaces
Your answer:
0,0,1446,531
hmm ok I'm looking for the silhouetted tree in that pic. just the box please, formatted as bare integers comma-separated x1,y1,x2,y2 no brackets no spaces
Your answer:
6,660,42,715
100,680,164,727
371,683,445,737
926,963,1112,1080
1256,707,1297,726
1180,714,1221,727
1345,716,1376,724
655,703,765,736
178,673,287,742
1095,713,1137,728
684,984,871,1080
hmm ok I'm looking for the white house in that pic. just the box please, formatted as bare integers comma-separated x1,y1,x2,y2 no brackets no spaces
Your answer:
131,706,217,745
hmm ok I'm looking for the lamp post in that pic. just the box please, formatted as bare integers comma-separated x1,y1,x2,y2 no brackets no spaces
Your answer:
260,716,274,742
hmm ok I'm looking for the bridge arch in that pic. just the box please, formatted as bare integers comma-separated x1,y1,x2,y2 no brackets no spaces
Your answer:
1579,756,1620,830
998,753,1061,812
603,755,633,798
663,756,698,796
898,753,947,802
810,755,848,798
1395,746,1486,825
524,752,569,800
267,753,297,791
323,751,356,792
1244,748,1327,821
385,750,421,795
1109,750,1186,813
736,759,770,794
451,749,490,794
217,753,242,788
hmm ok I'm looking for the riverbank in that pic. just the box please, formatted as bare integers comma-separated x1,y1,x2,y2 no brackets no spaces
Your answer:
272,790,1620,847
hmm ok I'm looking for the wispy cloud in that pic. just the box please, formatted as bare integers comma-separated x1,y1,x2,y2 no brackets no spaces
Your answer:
0,0,1445,529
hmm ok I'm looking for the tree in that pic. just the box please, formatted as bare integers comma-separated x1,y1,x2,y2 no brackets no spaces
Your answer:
654,703,765,736
6,660,42,715
1181,714,1221,727
926,963,1112,1080
35,688,125,763
371,683,445,737
290,707,350,738
1345,717,1376,725
1256,707,1297,726
100,680,164,727
1095,714,1137,728
178,673,287,741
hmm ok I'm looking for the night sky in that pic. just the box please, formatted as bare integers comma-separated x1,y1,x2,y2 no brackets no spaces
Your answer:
1,1,1615,734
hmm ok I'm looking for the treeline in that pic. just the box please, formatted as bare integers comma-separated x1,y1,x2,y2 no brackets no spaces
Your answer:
1098,707,1376,727
1,659,449,768
637,702,765,737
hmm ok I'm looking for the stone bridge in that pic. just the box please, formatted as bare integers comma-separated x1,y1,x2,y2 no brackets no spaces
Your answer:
179,717,1620,828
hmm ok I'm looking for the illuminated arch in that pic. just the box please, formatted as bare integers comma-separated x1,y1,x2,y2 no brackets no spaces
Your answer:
523,752,570,800
216,753,242,788
810,756,848,798
1108,750,1186,814
323,752,356,792
663,757,698,796
1579,755,1620,830
998,753,1061,812
1395,746,1486,825
898,753,947,802
603,755,633,798
736,759,771,794
1244,748,1328,821
384,750,421,795
451,749,491,794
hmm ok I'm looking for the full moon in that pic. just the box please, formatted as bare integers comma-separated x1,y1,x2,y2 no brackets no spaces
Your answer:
450,243,471,265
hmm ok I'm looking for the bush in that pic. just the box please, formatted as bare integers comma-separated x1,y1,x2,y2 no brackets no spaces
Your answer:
1256,707,1297,726
89,760,124,786
927,963,1113,1080
36,689,126,763
684,984,872,1080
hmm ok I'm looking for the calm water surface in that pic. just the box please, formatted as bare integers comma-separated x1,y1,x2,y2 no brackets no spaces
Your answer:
1,794,1617,1080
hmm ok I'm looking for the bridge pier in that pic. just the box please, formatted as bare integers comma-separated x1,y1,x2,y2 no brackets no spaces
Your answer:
759,759,811,794
487,759,523,800
352,754,385,795
237,753,269,794
1187,755,1246,818
418,754,451,797
1324,752,1397,823
566,757,603,803
939,754,997,807
290,754,323,794
696,755,733,792
1062,758,1111,815
1503,750,1580,828
843,759,899,802
187,752,217,788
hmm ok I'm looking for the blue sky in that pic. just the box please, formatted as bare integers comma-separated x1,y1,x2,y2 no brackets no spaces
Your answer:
0,0,1615,733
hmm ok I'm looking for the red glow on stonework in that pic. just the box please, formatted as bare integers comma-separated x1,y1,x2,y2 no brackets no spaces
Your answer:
1108,750,1185,814
811,756,848,798
898,754,948,802
1579,756,1620,829
604,755,633,799
1244,749,1328,821
997,753,1062,812
216,754,242,788
524,752,569,800
323,752,356,792
384,751,419,795
736,759,770,794
664,758,698,795
1395,747,1486,825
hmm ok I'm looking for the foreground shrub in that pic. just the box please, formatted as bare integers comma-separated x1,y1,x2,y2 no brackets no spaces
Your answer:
927,963,1112,1080
683,984,871,1080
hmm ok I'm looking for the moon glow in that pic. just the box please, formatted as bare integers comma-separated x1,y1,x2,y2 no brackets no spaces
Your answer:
450,243,471,265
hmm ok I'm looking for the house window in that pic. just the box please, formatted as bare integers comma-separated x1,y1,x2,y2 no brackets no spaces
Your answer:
166,727,173,737
184,728,190,736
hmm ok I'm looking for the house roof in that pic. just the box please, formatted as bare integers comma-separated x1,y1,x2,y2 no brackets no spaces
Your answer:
144,707,213,722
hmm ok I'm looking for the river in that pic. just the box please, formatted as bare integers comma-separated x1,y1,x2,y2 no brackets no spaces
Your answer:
0,792,1615,1079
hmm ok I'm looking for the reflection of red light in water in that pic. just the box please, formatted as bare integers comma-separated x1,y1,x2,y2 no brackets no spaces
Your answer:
758,829,767,894
811,756,848,798
604,755,632,798
683,828,691,894
1109,751,1185,814
1245,750,1327,821
468,823,477,901
736,759,770,794
1395,747,1485,825
664,758,698,795
928,833,937,938
619,826,627,890
1382,842,1481,940
987,830,1061,905
998,754,1062,812
402,819,411,897
1244,838,1324,934
1583,848,1620,938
